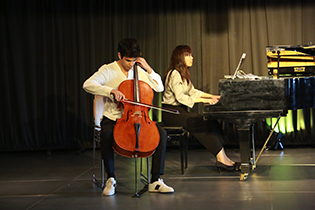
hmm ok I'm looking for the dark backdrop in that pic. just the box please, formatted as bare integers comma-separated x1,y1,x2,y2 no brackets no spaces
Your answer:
1,0,315,151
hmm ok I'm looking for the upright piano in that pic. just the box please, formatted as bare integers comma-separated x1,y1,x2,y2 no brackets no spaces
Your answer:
203,45,315,180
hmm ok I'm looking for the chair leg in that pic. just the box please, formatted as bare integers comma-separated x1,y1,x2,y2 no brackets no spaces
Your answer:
179,131,188,175
140,157,150,185
179,135,185,175
184,132,188,169
101,159,105,187
146,157,150,183
92,137,105,189
92,129,105,190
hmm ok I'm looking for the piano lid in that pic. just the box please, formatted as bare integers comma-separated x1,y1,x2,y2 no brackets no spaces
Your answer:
203,78,287,112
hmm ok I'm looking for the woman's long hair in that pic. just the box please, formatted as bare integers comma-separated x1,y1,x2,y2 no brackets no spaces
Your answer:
164,45,192,86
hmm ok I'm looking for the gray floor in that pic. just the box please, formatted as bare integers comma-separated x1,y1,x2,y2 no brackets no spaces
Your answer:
1,146,315,210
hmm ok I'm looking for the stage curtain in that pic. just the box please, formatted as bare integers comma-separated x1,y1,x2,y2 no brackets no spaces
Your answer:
1,0,315,151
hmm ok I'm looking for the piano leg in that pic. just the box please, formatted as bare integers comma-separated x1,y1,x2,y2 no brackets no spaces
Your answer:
238,127,253,181
250,124,256,169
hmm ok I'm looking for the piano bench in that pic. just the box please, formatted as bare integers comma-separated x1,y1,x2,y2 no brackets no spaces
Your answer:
159,124,189,175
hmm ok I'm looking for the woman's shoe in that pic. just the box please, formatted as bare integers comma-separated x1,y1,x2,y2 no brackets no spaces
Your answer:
215,161,236,172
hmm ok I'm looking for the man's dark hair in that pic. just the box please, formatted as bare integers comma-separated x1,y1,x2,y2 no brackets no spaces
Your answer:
118,38,141,58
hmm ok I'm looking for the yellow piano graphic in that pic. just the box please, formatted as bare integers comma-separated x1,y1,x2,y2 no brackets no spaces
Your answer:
267,44,315,77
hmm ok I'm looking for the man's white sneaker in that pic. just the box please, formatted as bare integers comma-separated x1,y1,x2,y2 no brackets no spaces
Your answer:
148,178,174,193
102,177,116,196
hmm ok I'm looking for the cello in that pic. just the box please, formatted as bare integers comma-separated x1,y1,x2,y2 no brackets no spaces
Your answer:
113,63,160,158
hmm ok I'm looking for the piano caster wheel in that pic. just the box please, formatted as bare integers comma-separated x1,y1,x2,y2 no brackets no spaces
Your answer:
240,173,248,181
252,164,257,170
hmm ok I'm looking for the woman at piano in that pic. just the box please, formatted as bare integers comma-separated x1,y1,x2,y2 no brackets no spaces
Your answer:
162,45,238,171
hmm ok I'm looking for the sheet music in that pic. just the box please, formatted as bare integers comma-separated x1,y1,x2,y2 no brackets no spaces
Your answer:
225,71,261,80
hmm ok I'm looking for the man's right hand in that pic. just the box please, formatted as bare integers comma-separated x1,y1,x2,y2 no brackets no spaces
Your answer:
110,89,125,102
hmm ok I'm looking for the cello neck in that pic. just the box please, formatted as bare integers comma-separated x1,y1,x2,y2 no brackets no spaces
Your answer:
133,63,140,102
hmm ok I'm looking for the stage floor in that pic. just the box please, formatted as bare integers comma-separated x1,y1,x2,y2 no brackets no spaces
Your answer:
1,146,315,210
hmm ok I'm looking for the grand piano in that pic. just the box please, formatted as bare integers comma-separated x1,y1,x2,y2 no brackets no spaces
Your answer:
203,45,315,180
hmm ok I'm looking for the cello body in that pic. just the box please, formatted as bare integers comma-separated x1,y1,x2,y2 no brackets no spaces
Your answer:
113,65,160,158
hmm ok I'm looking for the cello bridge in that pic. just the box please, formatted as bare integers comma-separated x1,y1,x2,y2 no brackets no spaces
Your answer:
131,111,142,118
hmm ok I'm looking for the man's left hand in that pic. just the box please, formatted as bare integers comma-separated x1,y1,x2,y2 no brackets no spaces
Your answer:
136,57,152,74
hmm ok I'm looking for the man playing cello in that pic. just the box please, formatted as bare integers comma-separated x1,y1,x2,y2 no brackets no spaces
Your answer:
83,38,174,196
